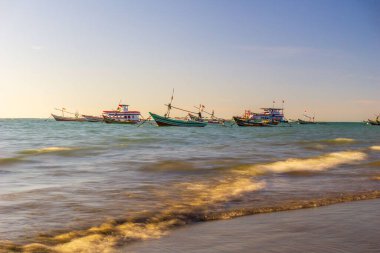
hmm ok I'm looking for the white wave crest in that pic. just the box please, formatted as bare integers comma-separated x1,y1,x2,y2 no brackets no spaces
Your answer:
19,147,75,155
332,138,355,142
237,151,367,175
370,146,380,151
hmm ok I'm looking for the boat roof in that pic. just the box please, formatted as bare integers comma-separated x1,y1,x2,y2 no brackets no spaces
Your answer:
260,108,283,110
103,110,140,114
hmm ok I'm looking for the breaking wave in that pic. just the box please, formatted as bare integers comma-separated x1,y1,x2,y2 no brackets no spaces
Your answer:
18,147,77,155
2,190,379,253
0,178,265,252
234,151,367,175
0,149,375,253
370,146,380,151
299,138,355,149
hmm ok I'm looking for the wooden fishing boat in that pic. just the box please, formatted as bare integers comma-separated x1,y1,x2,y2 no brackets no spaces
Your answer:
233,117,274,127
82,115,104,122
368,116,380,125
150,113,207,127
298,118,316,124
149,90,207,127
298,111,317,124
51,108,85,122
51,114,86,122
191,105,226,125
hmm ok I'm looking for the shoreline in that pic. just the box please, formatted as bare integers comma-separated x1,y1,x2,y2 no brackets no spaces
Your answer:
124,199,380,253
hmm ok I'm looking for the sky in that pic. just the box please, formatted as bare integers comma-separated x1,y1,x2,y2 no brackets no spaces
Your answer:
0,0,379,121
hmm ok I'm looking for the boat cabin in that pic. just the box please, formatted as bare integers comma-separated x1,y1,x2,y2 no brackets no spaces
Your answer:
244,108,286,122
103,104,141,121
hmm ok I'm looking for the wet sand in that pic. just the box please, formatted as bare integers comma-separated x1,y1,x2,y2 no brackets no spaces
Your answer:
124,199,380,253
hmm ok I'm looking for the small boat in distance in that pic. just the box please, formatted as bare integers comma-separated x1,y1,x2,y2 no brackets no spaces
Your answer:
298,112,316,124
102,104,141,124
82,115,104,122
367,115,380,126
188,105,226,125
149,90,207,127
52,108,85,122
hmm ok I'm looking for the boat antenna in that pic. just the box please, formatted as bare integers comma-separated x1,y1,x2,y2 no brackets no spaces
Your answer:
165,89,174,118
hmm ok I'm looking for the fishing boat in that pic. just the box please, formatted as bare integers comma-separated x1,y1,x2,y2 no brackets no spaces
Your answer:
149,90,207,127
188,113,221,124
150,113,207,127
51,108,85,122
233,117,273,127
298,112,316,124
251,108,287,123
233,105,286,127
103,115,139,124
298,119,316,124
82,115,104,122
102,104,141,124
190,105,226,125
368,115,380,126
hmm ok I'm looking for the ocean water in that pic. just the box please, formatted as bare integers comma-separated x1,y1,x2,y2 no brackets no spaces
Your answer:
0,119,379,252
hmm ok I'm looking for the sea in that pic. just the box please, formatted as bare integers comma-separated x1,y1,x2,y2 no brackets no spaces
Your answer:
0,119,379,252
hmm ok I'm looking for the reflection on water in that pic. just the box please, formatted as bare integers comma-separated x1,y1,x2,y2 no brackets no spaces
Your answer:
0,120,379,252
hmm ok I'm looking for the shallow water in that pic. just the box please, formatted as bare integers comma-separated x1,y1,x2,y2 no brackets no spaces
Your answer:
126,200,380,253
0,119,379,252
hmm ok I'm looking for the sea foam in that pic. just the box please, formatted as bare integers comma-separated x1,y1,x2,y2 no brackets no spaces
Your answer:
236,151,367,175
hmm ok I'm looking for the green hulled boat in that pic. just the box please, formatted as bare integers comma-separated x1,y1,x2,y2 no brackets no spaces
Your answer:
149,89,207,127
149,112,207,127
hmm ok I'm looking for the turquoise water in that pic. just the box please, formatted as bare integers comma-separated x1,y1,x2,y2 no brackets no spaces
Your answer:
0,119,379,252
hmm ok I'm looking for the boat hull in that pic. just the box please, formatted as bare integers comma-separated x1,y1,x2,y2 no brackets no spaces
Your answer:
298,119,316,124
150,113,207,127
103,116,139,124
82,115,104,122
368,120,380,126
51,114,86,122
233,117,273,127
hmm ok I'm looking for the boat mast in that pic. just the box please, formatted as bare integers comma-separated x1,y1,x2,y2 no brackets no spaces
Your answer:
165,89,174,118
194,105,223,121
54,107,67,117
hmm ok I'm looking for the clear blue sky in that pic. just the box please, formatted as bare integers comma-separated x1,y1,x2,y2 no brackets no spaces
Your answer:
0,0,379,120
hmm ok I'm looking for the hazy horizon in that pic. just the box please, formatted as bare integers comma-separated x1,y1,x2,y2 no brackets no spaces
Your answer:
1,0,379,121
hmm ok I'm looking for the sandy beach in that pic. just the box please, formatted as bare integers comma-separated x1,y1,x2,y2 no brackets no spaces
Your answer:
124,199,380,253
